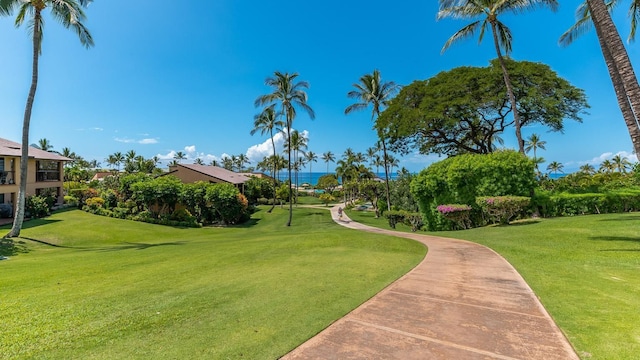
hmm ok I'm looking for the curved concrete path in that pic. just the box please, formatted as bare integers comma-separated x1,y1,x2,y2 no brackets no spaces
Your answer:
281,205,578,359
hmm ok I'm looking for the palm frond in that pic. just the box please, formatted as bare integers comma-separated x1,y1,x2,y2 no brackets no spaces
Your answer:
441,21,482,53
494,20,513,54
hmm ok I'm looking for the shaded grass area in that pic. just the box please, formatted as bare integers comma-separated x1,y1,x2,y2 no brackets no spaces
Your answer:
348,210,640,360
0,208,425,359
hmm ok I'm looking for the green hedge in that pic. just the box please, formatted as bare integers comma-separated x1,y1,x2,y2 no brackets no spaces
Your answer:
534,189,640,217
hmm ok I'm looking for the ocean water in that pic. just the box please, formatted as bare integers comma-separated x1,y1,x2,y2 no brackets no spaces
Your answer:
272,172,399,186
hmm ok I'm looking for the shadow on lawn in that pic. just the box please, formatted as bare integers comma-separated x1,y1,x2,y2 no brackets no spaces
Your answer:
590,235,640,243
491,219,541,227
0,238,29,257
19,236,187,252
597,215,640,222
97,241,187,251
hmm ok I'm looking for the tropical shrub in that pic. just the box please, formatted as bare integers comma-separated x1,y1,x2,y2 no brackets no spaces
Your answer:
476,196,530,225
206,183,249,225
384,210,405,229
384,210,424,232
84,197,105,211
26,195,50,218
412,150,535,230
64,195,78,207
318,193,335,206
243,177,275,204
436,204,473,229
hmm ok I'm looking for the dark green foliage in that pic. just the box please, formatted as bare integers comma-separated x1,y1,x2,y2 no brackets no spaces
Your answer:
130,175,182,217
384,210,424,232
205,183,250,225
378,60,588,156
534,190,640,217
389,169,419,212
476,196,531,224
243,177,275,204
411,150,535,230
26,196,50,218
317,174,339,192
180,182,212,223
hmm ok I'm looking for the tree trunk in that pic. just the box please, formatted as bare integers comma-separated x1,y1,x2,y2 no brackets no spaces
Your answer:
490,21,524,154
286,124,293,226
588,0,640,160
378,130,392,212
6,10,41,238
268,134,277,213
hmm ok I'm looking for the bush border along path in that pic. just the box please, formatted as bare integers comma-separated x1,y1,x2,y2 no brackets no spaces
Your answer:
284,205,579,359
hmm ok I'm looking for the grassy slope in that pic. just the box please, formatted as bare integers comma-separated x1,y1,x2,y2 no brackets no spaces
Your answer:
348,210,640,360
0,207,425,359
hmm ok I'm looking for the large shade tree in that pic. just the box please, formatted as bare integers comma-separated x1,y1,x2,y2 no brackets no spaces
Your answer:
345,69,399,212
437,0,559,154
561,0,640,159
378,60,588,157
2,0,94,238
255,72,314,226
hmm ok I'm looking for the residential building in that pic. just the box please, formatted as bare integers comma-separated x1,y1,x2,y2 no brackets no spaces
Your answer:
0,137,71,216
165,163,251,191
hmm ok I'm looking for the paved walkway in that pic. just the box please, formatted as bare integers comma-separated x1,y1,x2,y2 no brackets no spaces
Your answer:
281,205,578,360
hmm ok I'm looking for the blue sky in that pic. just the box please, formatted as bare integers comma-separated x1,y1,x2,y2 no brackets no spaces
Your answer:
1,0,639,173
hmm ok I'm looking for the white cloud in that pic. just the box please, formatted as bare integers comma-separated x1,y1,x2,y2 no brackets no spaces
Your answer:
92,127,104,131
138,138,158,144
580,150,638,166
114,137,135,143
184,145,197,154
246,132,285,164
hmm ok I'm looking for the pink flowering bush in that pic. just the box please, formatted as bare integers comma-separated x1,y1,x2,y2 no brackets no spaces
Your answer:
436,204,472,229
476,196,530,225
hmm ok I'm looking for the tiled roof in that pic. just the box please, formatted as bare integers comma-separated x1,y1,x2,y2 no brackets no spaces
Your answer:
0,137,72,161
178,164,251,185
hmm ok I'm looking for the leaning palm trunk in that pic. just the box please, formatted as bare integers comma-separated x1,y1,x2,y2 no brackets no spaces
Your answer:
6,10,42,238
588,0,640,159
491,22,524,154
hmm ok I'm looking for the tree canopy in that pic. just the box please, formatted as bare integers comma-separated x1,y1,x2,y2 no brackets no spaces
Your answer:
377,59,589,157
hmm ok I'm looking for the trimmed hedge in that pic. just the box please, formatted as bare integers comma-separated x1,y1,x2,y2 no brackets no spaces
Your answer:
534,189,640,217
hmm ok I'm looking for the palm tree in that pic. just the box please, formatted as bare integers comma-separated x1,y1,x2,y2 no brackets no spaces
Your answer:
221,156,233,170
255,71,315,226
174,151,186,164
366,146,378,170
305,151,318,188
194,158,205,165
37,138,53,151
285,130,308,203
112,152,124,171
561,0,640,159
600,159,615,173
525,133,547,173
546,161,564,176
437,0,558,155
612,154,632,173
209,159,219,167
237,154,250,172
251,105,284,212
345,69,399,212
579,164,597,175
322,151,335,175
2,0,93,238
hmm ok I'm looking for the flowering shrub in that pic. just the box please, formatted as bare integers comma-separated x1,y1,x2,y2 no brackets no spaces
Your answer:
476,196,530,225
436,204,472,229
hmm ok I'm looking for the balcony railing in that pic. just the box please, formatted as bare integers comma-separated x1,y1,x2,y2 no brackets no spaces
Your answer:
36,170,60,182
0,171,15,185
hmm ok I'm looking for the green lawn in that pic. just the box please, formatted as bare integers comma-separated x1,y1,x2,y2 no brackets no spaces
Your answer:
0,207,425,359
348,210,640,360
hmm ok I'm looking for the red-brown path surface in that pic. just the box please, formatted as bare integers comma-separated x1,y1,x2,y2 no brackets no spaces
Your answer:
281,206,579,360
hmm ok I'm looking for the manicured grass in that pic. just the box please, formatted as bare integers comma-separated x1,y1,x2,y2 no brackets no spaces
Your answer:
348,210,640,360
0,207,425,359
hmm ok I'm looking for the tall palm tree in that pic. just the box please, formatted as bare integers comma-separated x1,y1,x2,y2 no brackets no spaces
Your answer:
322,151,335,175
524,133,547,173
600,159,615,173
193,158,205,165
2,0,93,238
546,161,564,176
366,146,378,170
579,164,597,175
174,151,186,164
345,69,399,211
112,152,124,171
611,154,632,172
437,0,559,155
251,105,284,212
237,154,250,172
305,151,318,188
285,130,308,203
37,138,53,151
561,0,640,159
255,71,315,226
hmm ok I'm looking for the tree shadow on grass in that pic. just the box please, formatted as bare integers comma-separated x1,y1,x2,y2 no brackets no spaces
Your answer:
0,238,29,257
597,215,640,222
19,236,187,252
491,219,541,227
96,241,187,252
590,235,640,243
